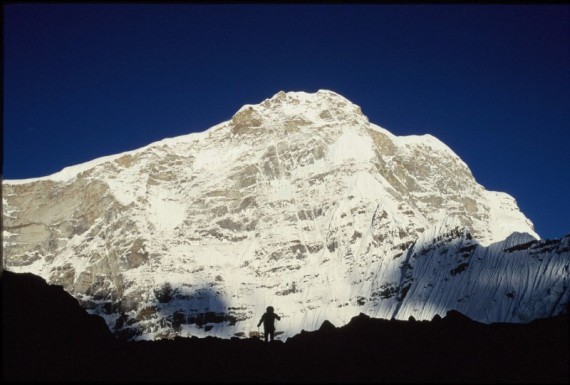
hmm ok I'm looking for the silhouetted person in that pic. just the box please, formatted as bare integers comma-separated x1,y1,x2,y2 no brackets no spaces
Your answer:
257,306,281,342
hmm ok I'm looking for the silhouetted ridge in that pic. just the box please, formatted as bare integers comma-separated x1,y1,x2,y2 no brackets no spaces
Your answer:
3,271,568,382
318,319,336,332
2,271,119,381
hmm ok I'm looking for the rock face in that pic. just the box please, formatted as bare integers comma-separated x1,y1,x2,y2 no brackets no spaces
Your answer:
3,90,569,341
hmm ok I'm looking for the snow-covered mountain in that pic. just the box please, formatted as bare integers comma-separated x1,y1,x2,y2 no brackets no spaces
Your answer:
3,90,569,341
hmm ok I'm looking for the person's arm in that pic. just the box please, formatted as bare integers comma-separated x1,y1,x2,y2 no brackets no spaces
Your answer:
276,314,281,321
257,314,264,327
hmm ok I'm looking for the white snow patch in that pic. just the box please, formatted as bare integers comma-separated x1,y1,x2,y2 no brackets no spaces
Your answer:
193,143,246,172
484,191,539,244
269,178,294,201
327,129,374,165
148,194,186,233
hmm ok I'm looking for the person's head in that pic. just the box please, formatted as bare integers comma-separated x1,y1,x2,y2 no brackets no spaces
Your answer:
267,306,274,313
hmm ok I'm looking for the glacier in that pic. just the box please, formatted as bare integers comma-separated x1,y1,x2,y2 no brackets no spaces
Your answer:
3,89,569,341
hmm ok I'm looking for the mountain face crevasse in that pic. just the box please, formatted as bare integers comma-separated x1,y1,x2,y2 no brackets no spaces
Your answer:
3,90,569,341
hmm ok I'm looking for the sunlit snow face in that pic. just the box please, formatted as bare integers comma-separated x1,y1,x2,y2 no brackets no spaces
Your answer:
3,90,556,343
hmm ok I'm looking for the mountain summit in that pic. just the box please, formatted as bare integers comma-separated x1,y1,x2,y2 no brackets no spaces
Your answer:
3,90,568,341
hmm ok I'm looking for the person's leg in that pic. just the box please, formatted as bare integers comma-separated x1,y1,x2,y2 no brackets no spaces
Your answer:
264,329,268,342
269,330,274,341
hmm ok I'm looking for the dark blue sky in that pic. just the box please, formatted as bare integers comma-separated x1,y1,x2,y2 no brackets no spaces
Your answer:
4,4,569,239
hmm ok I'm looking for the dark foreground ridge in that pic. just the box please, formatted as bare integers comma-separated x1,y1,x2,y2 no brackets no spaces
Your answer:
2,271,569,383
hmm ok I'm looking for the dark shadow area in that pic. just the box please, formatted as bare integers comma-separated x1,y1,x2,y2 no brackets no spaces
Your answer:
3,270,568,383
